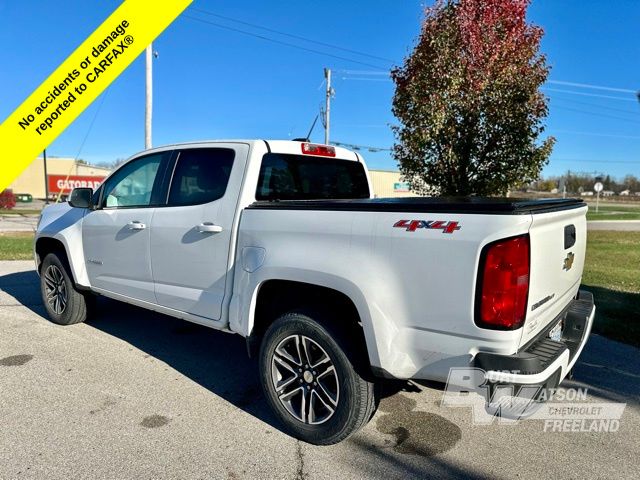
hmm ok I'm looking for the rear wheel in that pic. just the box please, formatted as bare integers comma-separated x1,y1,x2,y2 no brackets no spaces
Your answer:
40,253,92,325
259,311,377,445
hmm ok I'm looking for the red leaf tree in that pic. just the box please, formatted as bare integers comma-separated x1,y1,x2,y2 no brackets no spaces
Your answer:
392,0,554,196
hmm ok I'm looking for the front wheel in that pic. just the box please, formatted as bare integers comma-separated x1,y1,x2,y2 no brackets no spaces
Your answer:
259,312,377,445
40,252,92,325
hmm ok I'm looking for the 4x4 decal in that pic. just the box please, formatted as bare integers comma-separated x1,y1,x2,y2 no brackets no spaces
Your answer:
393,219,461,234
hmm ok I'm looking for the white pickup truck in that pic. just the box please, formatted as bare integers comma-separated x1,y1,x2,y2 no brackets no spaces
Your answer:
34,140,595,444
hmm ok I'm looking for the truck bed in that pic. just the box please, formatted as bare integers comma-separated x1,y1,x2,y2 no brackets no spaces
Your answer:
238,195,588,380
248,197,585,215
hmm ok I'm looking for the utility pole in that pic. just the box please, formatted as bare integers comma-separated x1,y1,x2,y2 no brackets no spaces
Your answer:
324,68,331,145
145,44,153,149
43,149,49,204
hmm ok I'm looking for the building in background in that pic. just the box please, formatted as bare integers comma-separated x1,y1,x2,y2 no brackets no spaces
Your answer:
368,169,417,198
8,157,112,199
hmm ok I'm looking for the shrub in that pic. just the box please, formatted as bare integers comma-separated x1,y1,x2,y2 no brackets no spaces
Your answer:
0,189,17,210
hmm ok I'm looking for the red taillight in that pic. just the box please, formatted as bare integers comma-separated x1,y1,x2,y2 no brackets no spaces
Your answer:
476,235,530,330
301,143,336,157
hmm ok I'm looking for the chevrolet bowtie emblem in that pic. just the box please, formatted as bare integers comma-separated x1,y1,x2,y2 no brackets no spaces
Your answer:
563,252,575,271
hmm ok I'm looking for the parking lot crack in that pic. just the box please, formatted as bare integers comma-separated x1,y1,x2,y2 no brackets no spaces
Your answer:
294,441,307,480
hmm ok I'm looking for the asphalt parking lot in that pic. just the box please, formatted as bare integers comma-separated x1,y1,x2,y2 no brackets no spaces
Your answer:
1,260,639,479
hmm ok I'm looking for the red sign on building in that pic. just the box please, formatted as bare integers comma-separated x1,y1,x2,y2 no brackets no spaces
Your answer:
47,175,106,194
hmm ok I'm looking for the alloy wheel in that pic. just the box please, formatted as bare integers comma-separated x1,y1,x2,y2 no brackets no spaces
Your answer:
271,334,340,425
44,265,67,315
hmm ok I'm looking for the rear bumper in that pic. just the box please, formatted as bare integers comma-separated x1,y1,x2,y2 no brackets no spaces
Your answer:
473,290,595,388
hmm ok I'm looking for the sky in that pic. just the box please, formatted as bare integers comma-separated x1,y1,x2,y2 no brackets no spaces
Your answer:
0,0,638,179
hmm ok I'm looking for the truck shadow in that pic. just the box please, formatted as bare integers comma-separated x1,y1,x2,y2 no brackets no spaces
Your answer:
84,298,474,472
582,284,640,348
83,297,440,429
0,269,434,430
87,296,281,426
0,268,47,316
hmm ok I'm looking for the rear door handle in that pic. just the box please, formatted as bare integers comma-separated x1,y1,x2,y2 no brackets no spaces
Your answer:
127,221,146,230
197,223,223,233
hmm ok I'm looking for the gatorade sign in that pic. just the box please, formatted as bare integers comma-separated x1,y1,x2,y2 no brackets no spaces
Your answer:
47,175,106,195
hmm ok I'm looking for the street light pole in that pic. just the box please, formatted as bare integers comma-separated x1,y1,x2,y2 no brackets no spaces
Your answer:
324,68,331,145
43,149,49,204
145,44,153,149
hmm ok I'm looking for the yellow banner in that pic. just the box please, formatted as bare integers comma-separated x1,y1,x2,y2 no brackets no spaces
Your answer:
0,0,192,191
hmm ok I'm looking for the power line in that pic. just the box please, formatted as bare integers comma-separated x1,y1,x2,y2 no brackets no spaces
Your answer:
331,140,392,152
182,11,640,157
183,15,388,70
184,11,639,115
338,77,639,105
542,87,636,102
547,80,637,94
331,134,640,167
552,158,640,164
55,89,110,203
334,138,640,165
335,69,389,75
190,7,397,64
551,96,640,116
549,129,640,140
334,126,640,139
338,72,639,101
72,89,110,161
183,12,640,101
552,105,640,124
338,78,638,106
332,79,640,124
340,77,390,82
333,123,392,128
342,71,638,94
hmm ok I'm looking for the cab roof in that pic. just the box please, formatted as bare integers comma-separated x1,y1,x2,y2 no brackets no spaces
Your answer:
141,140,360,162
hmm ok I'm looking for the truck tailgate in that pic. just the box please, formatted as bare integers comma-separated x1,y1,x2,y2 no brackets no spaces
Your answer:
520,204,588,346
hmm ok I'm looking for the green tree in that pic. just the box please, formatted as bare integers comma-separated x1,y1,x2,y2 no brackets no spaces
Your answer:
622,174,640,192
392,0,555,196
538,178,558,192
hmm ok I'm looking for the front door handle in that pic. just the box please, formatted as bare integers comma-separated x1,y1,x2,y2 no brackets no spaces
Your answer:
197,223,223,233
127,221,146,230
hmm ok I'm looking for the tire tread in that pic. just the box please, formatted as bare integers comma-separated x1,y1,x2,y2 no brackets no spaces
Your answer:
40,252,90,325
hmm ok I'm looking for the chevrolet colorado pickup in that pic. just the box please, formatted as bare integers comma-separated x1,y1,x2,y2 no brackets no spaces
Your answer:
34,140,595,444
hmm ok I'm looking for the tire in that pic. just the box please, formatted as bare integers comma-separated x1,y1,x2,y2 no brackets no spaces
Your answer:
40,252,91,325
259,311,377,445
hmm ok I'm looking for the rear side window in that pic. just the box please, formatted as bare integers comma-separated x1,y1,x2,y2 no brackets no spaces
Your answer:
168,148,235,206
256,153,370,200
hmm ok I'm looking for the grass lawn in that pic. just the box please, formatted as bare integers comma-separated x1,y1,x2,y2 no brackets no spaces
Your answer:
0,232,34,260
582,230,640,347
585,204,640,221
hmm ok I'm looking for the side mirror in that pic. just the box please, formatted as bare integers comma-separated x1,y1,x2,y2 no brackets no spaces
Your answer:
69,187,93,209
